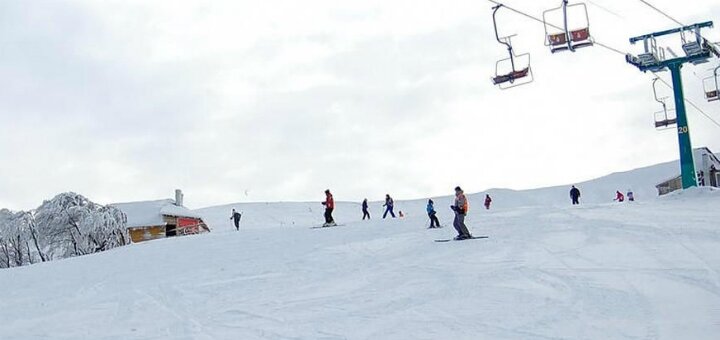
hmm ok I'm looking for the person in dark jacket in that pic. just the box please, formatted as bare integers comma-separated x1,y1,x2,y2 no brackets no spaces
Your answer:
426,199,441,228
321,189,336,226
570,185,581,205
362,198,370,220
382,194,396,219
450,186,472,240
484,194,492,210
230,209,242,231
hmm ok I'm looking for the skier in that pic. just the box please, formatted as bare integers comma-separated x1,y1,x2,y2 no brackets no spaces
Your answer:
229,209,242,231
450,186,472,240
570,185,581,205
627,190,635,202
321,189,336,226
382,194,396,219
362,198,370,220
614,191,625,202
484,194,492,210
427,199,441,228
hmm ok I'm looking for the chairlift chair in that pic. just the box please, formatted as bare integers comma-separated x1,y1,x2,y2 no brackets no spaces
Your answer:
703,65,720,102
681,28,708,64
652,78,677,129
491,5,533,89
543,0,593,53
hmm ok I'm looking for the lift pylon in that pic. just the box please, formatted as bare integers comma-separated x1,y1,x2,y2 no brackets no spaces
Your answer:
626,21,716,189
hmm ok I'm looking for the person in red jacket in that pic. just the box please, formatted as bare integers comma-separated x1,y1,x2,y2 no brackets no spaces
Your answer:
321,189,336,226
484,194,492,210
614,191,625,203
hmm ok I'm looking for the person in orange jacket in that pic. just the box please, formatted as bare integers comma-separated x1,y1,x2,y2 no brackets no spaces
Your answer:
321,189,336,226
450,186,472,240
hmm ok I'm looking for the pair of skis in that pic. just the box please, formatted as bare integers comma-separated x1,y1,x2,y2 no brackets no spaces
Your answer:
434,235,488,242
311,223,344,229
428,224,488,242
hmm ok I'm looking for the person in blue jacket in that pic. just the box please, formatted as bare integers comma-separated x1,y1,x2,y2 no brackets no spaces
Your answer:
426,199,441,228
383,194,396,219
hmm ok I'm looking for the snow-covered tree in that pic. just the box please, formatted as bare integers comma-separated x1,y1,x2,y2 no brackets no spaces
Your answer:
33,192,128,260
0,209,35,268
0,193,128,268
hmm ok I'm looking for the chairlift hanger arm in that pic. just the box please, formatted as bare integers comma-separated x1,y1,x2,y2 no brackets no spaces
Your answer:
652,77,667,109
629,21,713,44
492,5,512,50
715,65,720,101
561,0,574,52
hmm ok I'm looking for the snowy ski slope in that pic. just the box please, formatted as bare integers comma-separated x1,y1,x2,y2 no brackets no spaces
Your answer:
1,161,719,339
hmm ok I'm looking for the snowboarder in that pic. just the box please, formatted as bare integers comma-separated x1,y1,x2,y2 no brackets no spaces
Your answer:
484,194,492,210
570,185,581,205
614,191,625,202
321,189,336,226
229,209,242,231
383,194,396,219
427,199,441,228
362,198,370,220
627,190,635,202
450,186,472,240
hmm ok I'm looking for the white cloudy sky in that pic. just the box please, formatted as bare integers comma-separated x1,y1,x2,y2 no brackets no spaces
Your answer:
1,0,719,210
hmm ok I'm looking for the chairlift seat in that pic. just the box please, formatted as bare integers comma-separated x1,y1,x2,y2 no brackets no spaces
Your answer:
655,118,677,128
638,52,659,66
682,42,703,57
570,28,593,49
548,32,570,53
570,28,590,42
707,90,719,101
492,67,530,85
548,33,567,46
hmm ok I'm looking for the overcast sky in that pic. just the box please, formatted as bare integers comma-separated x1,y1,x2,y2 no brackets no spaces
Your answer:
1,0,719,210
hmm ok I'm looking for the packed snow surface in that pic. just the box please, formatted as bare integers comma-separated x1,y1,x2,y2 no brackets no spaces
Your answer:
1,166,720,339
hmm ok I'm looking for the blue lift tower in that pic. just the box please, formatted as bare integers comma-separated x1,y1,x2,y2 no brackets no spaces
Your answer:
626,22,719,189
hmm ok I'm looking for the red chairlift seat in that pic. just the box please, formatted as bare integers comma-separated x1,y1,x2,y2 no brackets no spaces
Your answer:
548,33,569,53
543,1,593,53
490,5,533,90
492,67,530,85
549,33,567,46
570,27,593,49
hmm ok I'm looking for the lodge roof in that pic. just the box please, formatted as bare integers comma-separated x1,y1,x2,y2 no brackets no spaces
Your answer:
111,199,202,228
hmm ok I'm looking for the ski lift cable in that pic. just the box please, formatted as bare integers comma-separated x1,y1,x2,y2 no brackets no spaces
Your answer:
636,0,685,27
587,1,624,20
485,0,720,130
485,0,627,56
636,0,717,48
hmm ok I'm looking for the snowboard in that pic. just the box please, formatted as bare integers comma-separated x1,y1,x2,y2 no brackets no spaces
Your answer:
434,236,488,242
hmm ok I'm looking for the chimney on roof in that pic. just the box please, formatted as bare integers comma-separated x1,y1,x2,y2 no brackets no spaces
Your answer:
175,189,184,206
